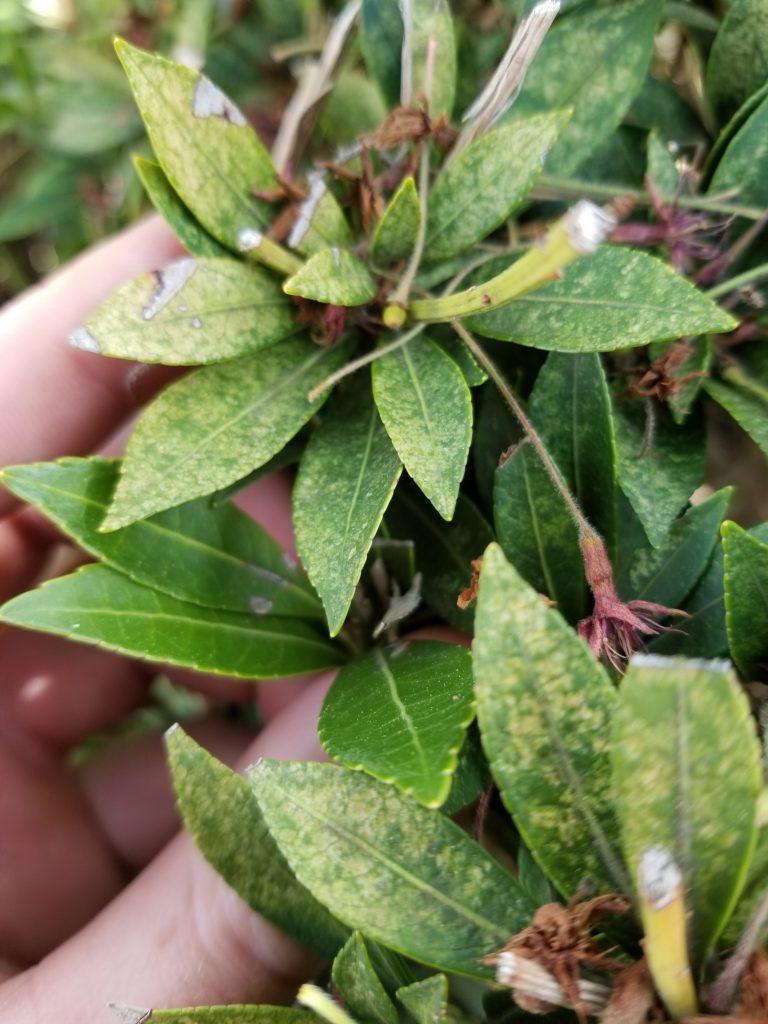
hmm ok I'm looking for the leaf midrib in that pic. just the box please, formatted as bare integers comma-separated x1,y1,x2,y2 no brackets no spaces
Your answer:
266,775,514,943
9,474,317,610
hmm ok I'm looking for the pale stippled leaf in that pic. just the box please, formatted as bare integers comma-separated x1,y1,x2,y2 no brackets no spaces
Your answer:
613,397,705,548
706,0,768,118
133,156,227,258
166,728,347,958
332,932,399,1024
72,256,297,365
612,654,762,965
474,544,627,897
618,488,732,609
0,565,340,678
397,975,448,1024
385,487,493,633
104,338,349,530
723,521,768,678
116,41,278,254
493,441,585,624
0,457,321,619
530,352,618,554
409,0,456,119
372,176,421,266
424,112,568,262
373,337,472,521
360,0,401,105
319,642,475,808
466,247,736,352
293,189,354,259
249,760,534,977
294,388,402,636
709,89,768,208
509,0,661,176
284,248,377,306
140,1007,320,1023
704,378,768,458
435,334,486,388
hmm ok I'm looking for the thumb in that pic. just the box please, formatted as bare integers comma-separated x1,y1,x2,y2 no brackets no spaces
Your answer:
0,673,332,1024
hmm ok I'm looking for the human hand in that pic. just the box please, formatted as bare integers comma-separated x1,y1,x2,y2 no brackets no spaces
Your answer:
0,218,332,1022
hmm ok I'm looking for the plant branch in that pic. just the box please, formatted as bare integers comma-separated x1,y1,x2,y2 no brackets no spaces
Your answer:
707,888,768,1013
533,174,767,223
307,323,426,401
452,320,590,534
707,262,768,299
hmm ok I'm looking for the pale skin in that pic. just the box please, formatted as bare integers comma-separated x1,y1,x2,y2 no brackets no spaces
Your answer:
0,217,459,1023
0,216,338,1023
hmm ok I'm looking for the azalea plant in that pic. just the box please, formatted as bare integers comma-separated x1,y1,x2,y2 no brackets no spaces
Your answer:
3,0,768,1021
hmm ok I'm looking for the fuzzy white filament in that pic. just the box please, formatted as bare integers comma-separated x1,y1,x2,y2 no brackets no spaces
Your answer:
638,845,682,911
271,0,361,172
453,0,560,156
496,952,611,1014
563,199,617,254
108,1003,152,1024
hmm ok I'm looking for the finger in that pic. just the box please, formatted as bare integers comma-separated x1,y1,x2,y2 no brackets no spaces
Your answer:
0,674,332,1023
79,719,256,871
0,216,183,518
0,629,149,751
0,739,125,966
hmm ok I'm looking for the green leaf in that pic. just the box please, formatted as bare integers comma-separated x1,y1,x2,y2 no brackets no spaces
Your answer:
618,487,732,608
530,352,618,555
360,0,402,107
723,521,768,678
284,248,377,306
510,0,661,176
434,334,487,388
613,399,705,547
133,156,227,258
372,176,421,266
294,388,402,636
332,932,399,1024
646,130,679,195
373,337,472,521
144,1007,319,1024
409,0,456,119
0,457,321,619
704,378,768,458
72,256,297,365
424,112,568,263
648,547,728,659
385,488,493,632
722,820,768,948
249,760,534,977
493,441,585,623
0,565,340,679
116,41,278,256
442,728,487,816
397,976,448,1024
706,0,768,118
166,727,347,958
612,654,762,964
105,337,349,530
709,89,768,207
474,544,627,897
466,248,736,351
319,642,475,808
320,71,387,146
